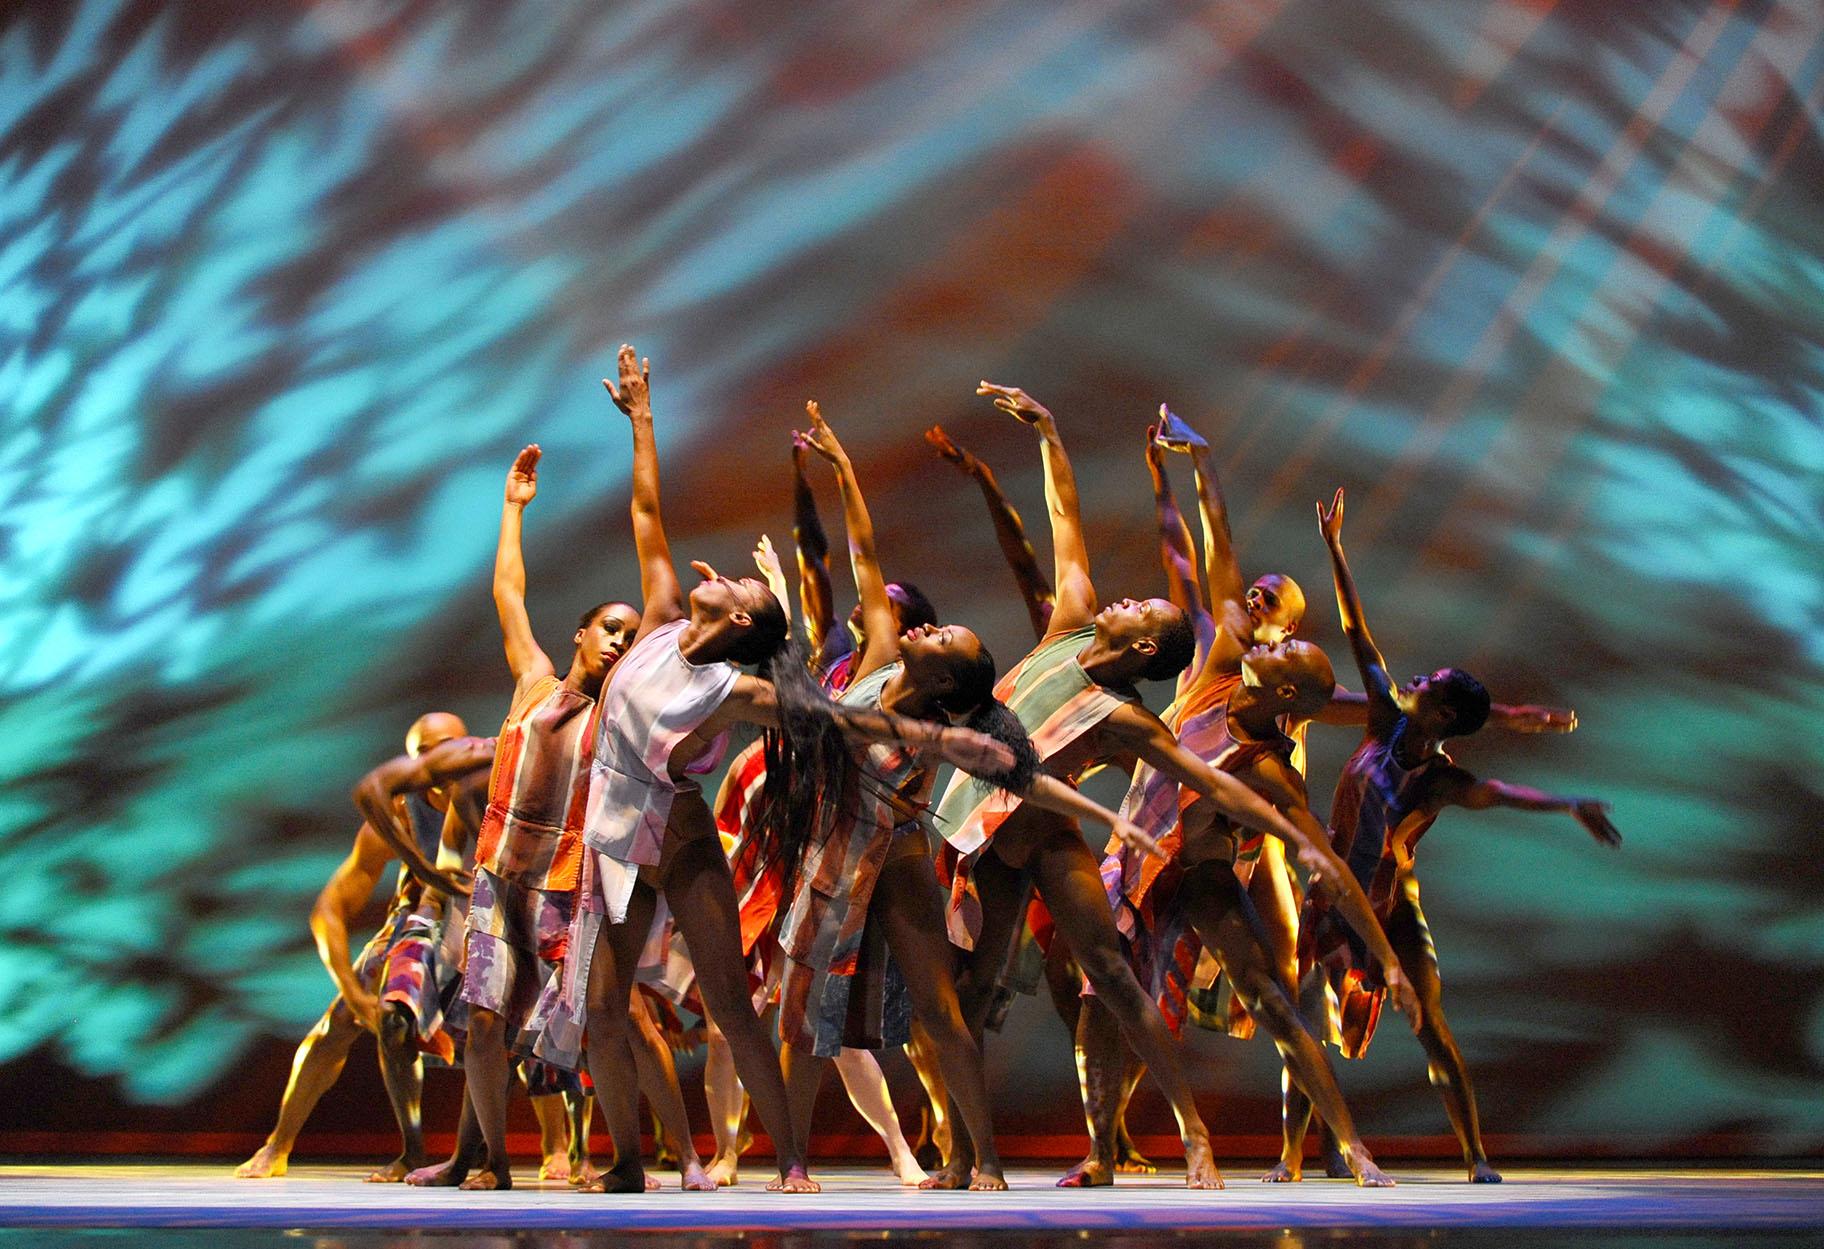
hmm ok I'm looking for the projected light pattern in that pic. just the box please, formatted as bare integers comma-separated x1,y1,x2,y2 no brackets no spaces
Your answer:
0,0,1818,1149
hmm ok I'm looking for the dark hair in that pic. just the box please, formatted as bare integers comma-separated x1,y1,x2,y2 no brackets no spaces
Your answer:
749,633,852,896
577,601,637,631
1434,667,1491,737
960,698,1040,795
935,639,998,716
724,590,790,667
889,581,938,632
1139,604,1197,682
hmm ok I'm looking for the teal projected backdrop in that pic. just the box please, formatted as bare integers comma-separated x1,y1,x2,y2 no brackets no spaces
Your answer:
1,0,1819,1153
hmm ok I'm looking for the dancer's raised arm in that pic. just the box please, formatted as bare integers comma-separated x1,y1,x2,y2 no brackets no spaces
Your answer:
495,444,557,696
797,402,898,680
1318,488,1399,735
978,382,1095,636
791,433,842,664
1144,423,1215,675
927,424,1054,639
604,343,684,635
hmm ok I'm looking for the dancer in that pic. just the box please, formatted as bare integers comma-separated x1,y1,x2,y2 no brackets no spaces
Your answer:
1291,489,1622,1183
775,404,1160,1191
1076,638,1399,1187
235,715,489,1180
447,441,709,1193
930,383,1418,1190
549,346,1018,1195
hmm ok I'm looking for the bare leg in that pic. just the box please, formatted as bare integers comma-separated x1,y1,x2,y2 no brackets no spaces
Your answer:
405,1084,487,1186
832,1048,926,1184
564,1089,601,1187
904,1021,953,1170
235,999,365,1177
661,823,816,1192
702,1010,747,1185
1032,831,1221,1189
874,852,1005,1191
458,1010,515,1191
1062,995,1126,1187
363,1008,428,1182
531,1092,569,1180
631,988,713,1189
1388,898,1499,1183
578,879,660,1194
1178,866,1389,1187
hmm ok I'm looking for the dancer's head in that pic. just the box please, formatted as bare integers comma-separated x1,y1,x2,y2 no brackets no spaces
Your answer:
1244,574,1306,644
1238,640,1335,719
574,600,641,677
405,712,467,756
686,562,789,667
1093,596,1197,684
1401,667,1490,739
899,622,995,715
848,580,938,637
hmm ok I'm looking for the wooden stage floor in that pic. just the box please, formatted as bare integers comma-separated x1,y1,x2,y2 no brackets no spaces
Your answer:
0,1162,1819,1237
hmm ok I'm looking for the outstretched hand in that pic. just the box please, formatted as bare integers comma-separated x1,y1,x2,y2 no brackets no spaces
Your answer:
795,400,844,464
1500,704,1579,734
976,381,1052,425
1573,800,1622,848
602,343,652,416
505,443,541,508
1317,487,1345,545
924,425,980,475
752,534,789,611
1112,816,1164,862
1383,966,1423,1033
1153,405,1208,452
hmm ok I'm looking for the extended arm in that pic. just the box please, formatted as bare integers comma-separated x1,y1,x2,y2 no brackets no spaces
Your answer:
721,676,1016,778
978,383,1096,634
350,737,493,896
1023,772,1161,859
800,403,898,677
791,434,841,662
310,826,393,1030
1145,427,1215,669
1445,774,1621,846
495,445,558,691
1318,489,1398,728
927,425,1055,639
604,344,685,632
1185,437,1245,612
1311,687,1578,734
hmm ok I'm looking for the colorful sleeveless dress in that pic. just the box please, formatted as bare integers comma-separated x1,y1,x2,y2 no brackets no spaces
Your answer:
1298,718,1450,1058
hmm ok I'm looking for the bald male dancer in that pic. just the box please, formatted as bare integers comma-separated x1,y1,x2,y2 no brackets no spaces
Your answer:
235,714,490,1181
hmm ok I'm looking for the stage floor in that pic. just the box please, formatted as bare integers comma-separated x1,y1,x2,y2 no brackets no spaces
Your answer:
0,1162,1819,1238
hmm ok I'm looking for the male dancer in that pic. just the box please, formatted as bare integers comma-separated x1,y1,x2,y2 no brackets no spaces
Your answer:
235,715,490,1180
546,347,1018,1194
1076,638,1399,1187
931,383,1418,1189
448,441,707,1192
776,404,1160,1191
1293,489,1621,1183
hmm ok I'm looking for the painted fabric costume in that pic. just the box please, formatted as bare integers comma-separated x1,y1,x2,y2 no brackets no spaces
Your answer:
933,625,1138,949
1298,718,1452,1058
1104,701,1293,1038
461,676,598,1058
777,662,928,1057
531,619,735,1069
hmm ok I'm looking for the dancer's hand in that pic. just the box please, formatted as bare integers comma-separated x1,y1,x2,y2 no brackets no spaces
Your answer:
602,343,652,417
1573,800,1622,848
924,425,980,475
1111,816,1164,862
1153,405,1208,452
792,430,814,475
1143,424,1166,487
976,381,1052,425
344,985,382,1034
1383,966,1423,1032
1495,704,1578,734
936,725,1018,777
753,534,789,612
504,443,541,508
1317,487,1345,545
795,401,846,464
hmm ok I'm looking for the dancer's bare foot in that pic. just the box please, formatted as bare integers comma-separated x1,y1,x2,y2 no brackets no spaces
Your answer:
765,1164,820,1193
404,1158,468,1187
539,1154,571,1182
889,1148,930,1187
1183,1138,1225,1190
1348,1152,1396,1187
681,1159,717,1192
705,1153,739,1187
457,1166,511,1192
1469,1160,1503,1184
577,1159,646,1194
1321,1142,1353,1179
968,1166,1008,1192
1114,1129,1157,1174
1261,1160,1301,1183
363,1156,420,1183
1055,1157,1113,1188
566,1159,601,1188
233,1145,288,1179
645,1173,662,1192
919,1161,971,1191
